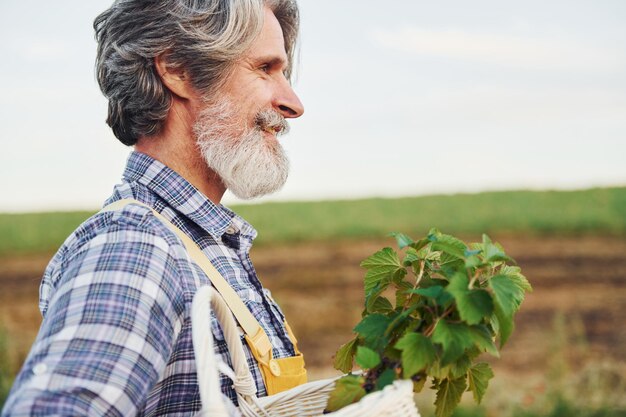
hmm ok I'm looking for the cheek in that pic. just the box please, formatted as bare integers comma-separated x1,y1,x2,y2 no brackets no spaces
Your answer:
227,80,274,124
246,95,274,123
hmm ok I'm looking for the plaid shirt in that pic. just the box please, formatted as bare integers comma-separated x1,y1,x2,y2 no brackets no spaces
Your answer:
3,152,295,416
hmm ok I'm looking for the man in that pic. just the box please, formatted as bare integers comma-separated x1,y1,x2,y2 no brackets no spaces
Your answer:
2,0,304,415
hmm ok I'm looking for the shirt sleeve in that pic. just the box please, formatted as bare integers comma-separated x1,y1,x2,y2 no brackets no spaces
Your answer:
2,213,189,416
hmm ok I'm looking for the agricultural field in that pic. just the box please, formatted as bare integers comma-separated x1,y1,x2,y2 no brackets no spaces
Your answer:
1,187,625,415
253,234,626,416
1,187,625,255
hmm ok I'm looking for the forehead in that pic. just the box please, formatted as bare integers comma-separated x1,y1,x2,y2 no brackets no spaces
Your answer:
245,8,288,64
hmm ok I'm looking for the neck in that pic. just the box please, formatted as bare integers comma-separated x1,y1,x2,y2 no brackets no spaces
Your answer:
134,99,226,204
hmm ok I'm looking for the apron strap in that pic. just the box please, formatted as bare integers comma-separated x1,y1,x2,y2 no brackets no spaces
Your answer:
101,198,273,360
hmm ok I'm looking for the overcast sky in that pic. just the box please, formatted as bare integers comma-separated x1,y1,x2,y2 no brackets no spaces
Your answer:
1,0,625,212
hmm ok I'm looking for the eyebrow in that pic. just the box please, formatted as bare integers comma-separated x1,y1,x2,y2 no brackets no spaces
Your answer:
250,55,287,69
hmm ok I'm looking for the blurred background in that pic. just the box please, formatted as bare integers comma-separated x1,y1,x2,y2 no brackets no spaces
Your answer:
1,1,625,415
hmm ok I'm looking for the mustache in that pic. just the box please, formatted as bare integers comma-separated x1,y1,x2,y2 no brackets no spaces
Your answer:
255,109,290,136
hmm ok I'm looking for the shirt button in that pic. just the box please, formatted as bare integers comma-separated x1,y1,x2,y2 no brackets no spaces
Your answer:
268,359,281,377
33,363,48,375
225,226,237,235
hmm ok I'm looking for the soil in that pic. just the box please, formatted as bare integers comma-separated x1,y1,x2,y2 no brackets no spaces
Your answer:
2,234,625,381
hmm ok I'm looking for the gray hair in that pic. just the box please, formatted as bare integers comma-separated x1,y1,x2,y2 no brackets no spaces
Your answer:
94,0,299,146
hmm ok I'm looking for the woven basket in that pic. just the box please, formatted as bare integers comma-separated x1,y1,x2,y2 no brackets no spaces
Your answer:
192,286,421,417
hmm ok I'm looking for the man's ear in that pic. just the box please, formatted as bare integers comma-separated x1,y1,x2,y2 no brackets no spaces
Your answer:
154,54,195,99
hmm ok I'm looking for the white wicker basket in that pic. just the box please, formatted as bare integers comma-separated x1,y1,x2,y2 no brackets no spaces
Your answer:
191,286,421,417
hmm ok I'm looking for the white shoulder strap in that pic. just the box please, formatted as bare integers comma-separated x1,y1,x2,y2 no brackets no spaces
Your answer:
101,199,273,358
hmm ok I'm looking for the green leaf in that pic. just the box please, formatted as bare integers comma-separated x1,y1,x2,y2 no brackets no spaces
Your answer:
448,354,472,379
384,308,417,338
389,232,413,249
408,285,453,307
383,343,402,362
439,258,466,279
434,377,468,417
376,368,397,390
467,363,494,404
489,312,500,336
500,265,533,292
428,361,451,380
468,325,499,357
464,255,483,269
494,303,514,347
464,248,482,257
431,242,466,260
432,320,474,365
365,282,394,314
409,237,432,252
483,235,513,263
465,346,483,360
333,337,358,373
354,314,392,350
507,273,532,293
430,233,467,260
326,375,366,412
447,274,494,325
355,346,381,369
361,248,407,294
469,242,483,251
409,286,444,298
403,247,420,266
368,296,394,314
395,333,437,378
365,283,383,312
395,280,414,308
489,271,528,347
490,275,525,315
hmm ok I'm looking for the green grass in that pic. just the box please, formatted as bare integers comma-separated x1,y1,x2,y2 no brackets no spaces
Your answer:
1,187,625,255
236,187,626,244
0,211,94,256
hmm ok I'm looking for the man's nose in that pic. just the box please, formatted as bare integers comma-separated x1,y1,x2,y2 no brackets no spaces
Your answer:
273,77,304,119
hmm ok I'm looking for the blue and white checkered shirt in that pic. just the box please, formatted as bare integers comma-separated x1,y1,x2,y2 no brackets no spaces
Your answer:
3,152,295,416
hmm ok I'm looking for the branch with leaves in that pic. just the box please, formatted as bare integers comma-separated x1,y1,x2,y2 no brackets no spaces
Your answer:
326,229,532,417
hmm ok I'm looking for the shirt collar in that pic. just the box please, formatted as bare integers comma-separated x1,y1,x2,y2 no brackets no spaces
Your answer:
122,151,256,243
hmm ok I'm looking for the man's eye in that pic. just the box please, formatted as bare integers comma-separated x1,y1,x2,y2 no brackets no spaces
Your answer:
259,64,270,73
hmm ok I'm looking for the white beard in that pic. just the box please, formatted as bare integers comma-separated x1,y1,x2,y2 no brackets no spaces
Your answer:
194,98,290,200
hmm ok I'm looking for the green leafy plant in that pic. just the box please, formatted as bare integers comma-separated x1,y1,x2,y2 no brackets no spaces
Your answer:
326,229,532,417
